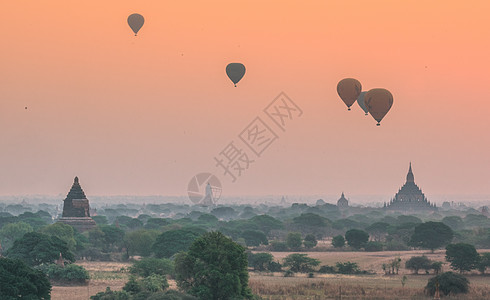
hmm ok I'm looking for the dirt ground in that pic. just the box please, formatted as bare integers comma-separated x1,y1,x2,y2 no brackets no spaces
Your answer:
51,250,490,300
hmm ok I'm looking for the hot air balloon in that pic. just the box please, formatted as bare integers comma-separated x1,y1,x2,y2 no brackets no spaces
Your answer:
364,88,393,126
128,13,145,36
357,91,368,115
226,63,246,87
337,78,362,110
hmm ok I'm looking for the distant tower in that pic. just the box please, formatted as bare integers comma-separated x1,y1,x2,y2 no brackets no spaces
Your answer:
337,192,349,209
58,177,96,232
385,163,436,212
199,183,215,206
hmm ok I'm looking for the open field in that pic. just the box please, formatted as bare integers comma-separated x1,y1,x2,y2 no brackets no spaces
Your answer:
266,249,490,275
51,250,490,300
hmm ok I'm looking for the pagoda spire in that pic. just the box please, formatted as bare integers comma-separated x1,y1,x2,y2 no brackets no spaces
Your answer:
406,162,414,183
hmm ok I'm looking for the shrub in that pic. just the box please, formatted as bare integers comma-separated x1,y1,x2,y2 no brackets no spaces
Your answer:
141,274,169,293
270,240,288,251
336,261,361,274
283,253,320,273
364,241,383,251
318,265,336,274
425,272,469,296
284,269,294,277
268,261,282,272
42,263,90,284
332,235,345,248
91,287,131,300
130,258,174,277
405,256,432,274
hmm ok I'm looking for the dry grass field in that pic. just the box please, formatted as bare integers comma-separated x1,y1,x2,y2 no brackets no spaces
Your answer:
51,250,490,300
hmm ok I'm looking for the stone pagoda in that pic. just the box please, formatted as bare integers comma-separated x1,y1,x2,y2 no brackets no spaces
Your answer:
337,192,349,209
58,177,96,232
385,163,437,211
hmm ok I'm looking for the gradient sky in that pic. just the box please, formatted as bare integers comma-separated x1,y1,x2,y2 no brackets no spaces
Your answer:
1,1,489,200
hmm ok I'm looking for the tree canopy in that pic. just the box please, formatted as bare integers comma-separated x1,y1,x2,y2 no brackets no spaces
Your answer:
0,257,51,299
445,243,479,273
174,231,252,300
282,253,320,273
410,222,453,252
425,272,469,296
152,229,201,258
405,256,432,274
345,229,369,250
6,232,74,266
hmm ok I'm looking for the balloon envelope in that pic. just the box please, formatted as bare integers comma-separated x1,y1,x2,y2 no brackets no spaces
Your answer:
337,78,362,110
128,14,145,36
364,88,393,125
357,91,368,115
226,63,246,87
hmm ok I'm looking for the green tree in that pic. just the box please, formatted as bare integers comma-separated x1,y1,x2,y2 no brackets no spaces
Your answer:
0,221,33,250
332,235,345,248
41,263,89,284
282,253,320,273
303,234,317,249
425,272,469,296
405,256,432,274
477,252,490,274
286,232,302,249
152,229,201,258
130,257,174,277
445,243,479,273
141,274,169,293
410,222,453,252
91,287,131,300
99,225,125,250
40,222,76,251
124,229,158,257
249,215,284,236
345,229,369,250
6,232,74,266
248,252,274,271
0,257,51,299
269,240,288,251
174,231,252,300
441,216,464,231
336,261,361,274
292,213,330,237
115,216,143,230
431,261,443,274
240,230,268,247
365,241,383,251
366,222,389,241
144,218,170,230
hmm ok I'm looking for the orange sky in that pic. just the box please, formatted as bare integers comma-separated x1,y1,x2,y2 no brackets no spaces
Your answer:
1,1,489,201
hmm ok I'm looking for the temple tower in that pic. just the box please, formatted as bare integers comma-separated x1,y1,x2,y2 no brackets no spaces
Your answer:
385,163,436,211
58,177,96,232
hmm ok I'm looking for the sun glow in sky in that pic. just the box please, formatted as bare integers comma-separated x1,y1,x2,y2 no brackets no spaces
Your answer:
1,1,489,199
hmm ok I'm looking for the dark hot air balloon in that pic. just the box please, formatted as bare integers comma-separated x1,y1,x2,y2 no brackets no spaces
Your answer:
226,63,246,87
364,88,393,126
337,78,362,110
128,14,145,36
357,91,368,115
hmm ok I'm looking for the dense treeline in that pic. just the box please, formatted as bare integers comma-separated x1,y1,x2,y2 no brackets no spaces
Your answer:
1,202,489,260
